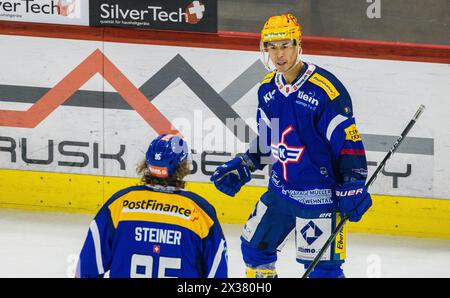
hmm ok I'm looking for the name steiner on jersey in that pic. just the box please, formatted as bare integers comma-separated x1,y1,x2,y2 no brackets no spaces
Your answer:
135,227,182,245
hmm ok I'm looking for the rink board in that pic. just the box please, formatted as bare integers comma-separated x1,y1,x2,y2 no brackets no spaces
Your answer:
1,168,450,239
1,27,450,239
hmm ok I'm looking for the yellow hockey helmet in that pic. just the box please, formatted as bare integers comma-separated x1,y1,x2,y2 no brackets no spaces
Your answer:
261,14,302,45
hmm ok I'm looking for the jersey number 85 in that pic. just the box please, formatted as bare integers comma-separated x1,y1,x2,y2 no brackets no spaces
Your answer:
130,254,181,278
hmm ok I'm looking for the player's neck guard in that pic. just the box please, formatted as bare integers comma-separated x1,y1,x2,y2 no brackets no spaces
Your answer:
274,63,316,97
146,184,184,193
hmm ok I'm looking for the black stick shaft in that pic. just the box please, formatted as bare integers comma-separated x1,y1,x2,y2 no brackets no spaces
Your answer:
302,104,425,278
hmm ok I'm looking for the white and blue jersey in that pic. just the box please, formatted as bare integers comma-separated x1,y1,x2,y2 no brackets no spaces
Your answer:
76,185,228,278
247,62,368,209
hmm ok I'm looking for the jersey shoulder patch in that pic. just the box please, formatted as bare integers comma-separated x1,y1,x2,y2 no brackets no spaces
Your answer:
308,71,340,100
179,190,218,221
260,71,276,85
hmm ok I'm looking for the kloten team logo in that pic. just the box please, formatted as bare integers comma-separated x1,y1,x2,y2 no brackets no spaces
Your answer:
271,126,305,181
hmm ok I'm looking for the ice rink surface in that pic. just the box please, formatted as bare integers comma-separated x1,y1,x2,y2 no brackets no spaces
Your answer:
1,208,450,278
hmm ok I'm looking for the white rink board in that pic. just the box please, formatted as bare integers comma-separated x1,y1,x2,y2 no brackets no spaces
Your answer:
0,35,449,199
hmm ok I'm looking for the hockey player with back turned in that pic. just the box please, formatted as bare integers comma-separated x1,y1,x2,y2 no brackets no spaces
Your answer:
77,134,228,278
210,14,372,278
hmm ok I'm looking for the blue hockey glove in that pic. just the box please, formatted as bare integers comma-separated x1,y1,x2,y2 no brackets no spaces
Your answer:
336,181,372,222
210,156,252,197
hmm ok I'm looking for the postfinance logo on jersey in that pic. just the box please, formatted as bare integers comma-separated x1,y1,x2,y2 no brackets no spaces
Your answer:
308,73,340,100
122,199,193,219
108,192,213,238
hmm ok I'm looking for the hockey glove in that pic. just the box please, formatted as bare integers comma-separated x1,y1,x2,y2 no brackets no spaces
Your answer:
210,156,252,197
336,181,372,222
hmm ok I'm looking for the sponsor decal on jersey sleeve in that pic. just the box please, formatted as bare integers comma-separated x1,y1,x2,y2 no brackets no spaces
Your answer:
260,72,276,85
344,124,362,142
352,168,368,177
308,73,340,100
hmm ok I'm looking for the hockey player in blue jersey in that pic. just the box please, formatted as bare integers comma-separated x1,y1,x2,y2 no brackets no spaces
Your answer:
77,134,228,278
210,14,372,278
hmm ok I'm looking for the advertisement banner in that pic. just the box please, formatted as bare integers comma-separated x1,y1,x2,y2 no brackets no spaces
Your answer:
0,36,448,200
0,0,89,25
89,0,217,33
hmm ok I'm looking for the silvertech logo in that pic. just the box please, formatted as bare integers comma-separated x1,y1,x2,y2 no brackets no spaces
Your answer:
185,1,205,24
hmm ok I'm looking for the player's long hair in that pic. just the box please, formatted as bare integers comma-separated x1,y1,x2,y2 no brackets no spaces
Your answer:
136,160,190,189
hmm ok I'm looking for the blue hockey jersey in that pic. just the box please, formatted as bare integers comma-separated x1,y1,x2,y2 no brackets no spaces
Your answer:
76,185,228,278
247,62,368,209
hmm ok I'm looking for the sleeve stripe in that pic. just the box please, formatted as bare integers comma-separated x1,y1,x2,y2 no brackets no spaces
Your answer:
326,114,348,141
207,239,226,278
340,149,366,156
89,220,105,275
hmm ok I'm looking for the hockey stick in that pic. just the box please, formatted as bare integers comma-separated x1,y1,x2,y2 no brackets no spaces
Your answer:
302,104,426,278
